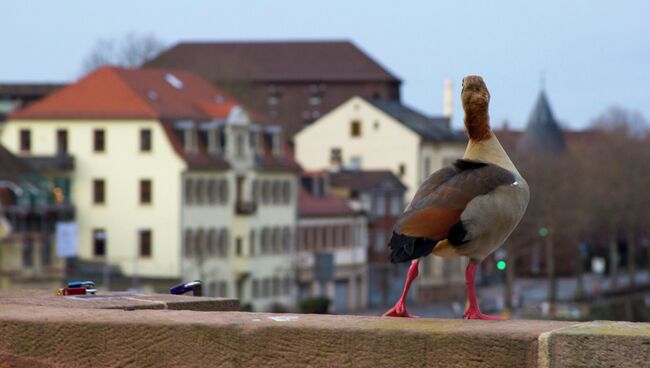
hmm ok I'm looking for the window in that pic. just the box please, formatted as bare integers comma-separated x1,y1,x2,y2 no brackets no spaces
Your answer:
93,129,105,152
282,276,291,296
184,229,194,257
308,96,321,105
261,181,271,204
22,238,33,268
207,228,217,256
272,227,281,254
272,277,281,296
195,179,205,205
184,178,194,205
374,230,386,253
93,179,105,204
398,164,406,177
41,238,52,266
342,226,351,247
93,229,106,257
252,279,260,298
140,179,152,204
374,194,386,216
267,96,280,105
196,228,206,256
350,156,362,168
261,227,270,254
19,129,31,153
219,281,228,297
236,131,246,157
262,278,271,298
282,181,291,204
282,227,291,253
140,129,152,152
249,230,256,256
424,157,431,178
390,193,402,216
219,179,229,204
350,121,361,137
235,237,243,257
207,179,218,204
252,180,259,204
139,230,152,258
272,181,282,204
330,148,342,166
56,129,68,154
219,229,229,257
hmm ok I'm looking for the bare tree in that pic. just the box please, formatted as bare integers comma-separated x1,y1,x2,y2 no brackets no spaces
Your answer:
587,108,650,288
81,33,166,74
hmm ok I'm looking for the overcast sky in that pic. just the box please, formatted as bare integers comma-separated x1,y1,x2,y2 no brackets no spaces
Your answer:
2,1,648,130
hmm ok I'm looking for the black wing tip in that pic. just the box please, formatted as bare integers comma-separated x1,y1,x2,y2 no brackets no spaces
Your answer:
388,232,436,263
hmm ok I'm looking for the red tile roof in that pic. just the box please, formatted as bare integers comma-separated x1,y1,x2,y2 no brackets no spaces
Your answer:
9,66,237,121
298,187,355,217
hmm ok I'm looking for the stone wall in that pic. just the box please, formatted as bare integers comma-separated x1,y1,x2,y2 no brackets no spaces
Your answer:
0,292,649,367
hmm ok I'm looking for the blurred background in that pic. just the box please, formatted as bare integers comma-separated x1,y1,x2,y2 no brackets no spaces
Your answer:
0,1,649,321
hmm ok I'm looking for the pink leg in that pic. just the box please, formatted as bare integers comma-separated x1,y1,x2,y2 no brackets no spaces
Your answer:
383,259,420,318
463,262,504,320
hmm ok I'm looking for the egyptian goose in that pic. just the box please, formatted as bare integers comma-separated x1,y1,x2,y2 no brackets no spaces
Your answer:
383,76,529,320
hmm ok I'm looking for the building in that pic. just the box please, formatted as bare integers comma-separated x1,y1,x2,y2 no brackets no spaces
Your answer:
294,96,466,201
327,169,408,307
296,171,368,313
0,84,63,124
0,144,74,289
295,96,470,302
1,67,301,311
145,41,401,138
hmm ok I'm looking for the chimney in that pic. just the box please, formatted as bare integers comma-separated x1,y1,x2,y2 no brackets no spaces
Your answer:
443,79,453,118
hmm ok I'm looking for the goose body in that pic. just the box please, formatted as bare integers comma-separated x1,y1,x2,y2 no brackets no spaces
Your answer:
383,76,530,320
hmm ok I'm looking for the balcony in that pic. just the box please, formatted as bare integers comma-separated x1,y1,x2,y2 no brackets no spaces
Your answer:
22,154,74,171
235,200,257,215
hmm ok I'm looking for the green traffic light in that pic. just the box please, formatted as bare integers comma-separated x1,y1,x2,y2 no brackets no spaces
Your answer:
539,227,549,237
497,260,506,270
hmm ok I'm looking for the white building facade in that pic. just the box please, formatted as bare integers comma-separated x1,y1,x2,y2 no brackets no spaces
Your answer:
2,67,300,310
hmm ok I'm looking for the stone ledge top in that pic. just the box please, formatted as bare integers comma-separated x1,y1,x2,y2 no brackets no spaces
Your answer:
0,289,239,311
1,304,649,367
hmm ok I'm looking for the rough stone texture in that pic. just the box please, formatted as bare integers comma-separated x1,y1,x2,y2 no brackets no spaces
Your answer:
0,305,574,368
540,320,650,368
0,289,239,311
